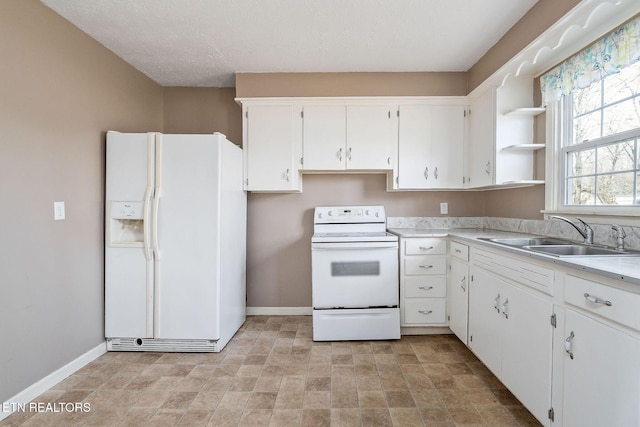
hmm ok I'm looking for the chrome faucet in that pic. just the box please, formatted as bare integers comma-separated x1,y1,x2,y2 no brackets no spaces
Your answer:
611,225,626,251
550,216,594,245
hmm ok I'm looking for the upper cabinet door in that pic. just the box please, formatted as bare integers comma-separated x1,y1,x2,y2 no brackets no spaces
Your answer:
302,105,346,170
430,105,465,188
468,89,496,188
397,104,465,189
397,105,431,189
346,105,395,170
244,105,302,192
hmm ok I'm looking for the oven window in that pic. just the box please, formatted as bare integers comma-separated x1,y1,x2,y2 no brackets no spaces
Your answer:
331,261,380,276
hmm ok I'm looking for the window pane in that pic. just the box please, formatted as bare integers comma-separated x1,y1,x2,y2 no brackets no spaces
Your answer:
568,149,595,177
573,111,601,144
573,82,602,116
595,172,635,205
603,98,640,136
603,61,640,105
597,141,635,173
567,176,595,205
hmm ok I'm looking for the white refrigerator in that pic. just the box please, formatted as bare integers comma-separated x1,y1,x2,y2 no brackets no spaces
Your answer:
105,131,246,352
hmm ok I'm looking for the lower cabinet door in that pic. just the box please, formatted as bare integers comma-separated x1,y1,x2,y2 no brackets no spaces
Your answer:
468,267,503,377
562,309,640,427
448,257,468,344
500,284,553,425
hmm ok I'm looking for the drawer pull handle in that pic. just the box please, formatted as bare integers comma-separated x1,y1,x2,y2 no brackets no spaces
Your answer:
418,310,433,315
419,265,434,269
584,293,612,306
455,249,462,253
418,286,434,291
565,331,575,360
419,246,434,251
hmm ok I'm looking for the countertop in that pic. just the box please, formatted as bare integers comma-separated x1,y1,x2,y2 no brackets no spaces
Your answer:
388,227,640,288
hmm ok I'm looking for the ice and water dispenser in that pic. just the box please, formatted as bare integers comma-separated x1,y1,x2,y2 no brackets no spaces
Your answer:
107,201,144,247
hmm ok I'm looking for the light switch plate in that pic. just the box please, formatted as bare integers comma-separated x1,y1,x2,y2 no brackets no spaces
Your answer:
440,202,448,215
54,201,65,220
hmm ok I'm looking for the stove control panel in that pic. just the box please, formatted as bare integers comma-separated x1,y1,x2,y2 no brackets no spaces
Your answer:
314,206,386,223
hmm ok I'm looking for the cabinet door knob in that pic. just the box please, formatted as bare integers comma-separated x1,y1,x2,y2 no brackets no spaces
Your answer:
501,298,509,319
565,331,575,360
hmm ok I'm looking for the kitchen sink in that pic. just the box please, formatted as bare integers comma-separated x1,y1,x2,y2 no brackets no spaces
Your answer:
523,244,640,257
479,236,640,257
479,237,572,247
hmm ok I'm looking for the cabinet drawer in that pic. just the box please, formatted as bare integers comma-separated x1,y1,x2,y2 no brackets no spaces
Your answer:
564,275,640,331
404,300,447,324
449,241,469,261
404,256,447,275
405,238,447,255
404,276,447,298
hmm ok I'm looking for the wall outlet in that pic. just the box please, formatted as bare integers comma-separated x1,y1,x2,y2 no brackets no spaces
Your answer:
440,202,448,215
54,201,65,220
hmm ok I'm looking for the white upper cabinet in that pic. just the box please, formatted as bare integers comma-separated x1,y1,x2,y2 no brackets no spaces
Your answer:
243,104,303,192
466,77,544,188
302,105,347,170
397,103,465,189
345,105,395,170
301,103,396,171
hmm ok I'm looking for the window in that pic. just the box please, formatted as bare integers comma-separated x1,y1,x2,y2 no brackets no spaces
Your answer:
541,15,640,214
563,60,640,206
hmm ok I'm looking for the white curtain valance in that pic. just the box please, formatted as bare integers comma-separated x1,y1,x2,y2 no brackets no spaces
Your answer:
540,15,640,105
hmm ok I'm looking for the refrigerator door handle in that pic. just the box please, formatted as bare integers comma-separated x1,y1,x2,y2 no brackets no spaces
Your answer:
152,133,163,337
145,132,155,338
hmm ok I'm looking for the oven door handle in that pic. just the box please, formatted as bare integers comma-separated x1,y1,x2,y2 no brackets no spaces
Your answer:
312,242,398,250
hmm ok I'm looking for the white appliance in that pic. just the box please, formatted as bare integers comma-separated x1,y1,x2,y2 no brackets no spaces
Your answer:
105,131,246,352
311,205,400,341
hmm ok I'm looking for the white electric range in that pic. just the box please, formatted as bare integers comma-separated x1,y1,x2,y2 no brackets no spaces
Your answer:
311,205,400,341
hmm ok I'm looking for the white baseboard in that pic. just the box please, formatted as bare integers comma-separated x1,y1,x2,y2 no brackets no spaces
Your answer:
247,307,312,316
0,342,106,422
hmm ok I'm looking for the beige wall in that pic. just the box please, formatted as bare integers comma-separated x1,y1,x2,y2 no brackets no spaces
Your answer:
0,0,162,402
248,175,486,307
236,72,468,98
467,0,580,91
163,87,242,144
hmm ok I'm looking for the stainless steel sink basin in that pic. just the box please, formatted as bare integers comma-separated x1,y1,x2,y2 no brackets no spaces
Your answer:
478,236,640,257
524,244,640,257
480,237,572,247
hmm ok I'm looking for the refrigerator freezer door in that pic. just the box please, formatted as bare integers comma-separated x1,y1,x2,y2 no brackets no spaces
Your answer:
105,132,155,338
154,134,221,340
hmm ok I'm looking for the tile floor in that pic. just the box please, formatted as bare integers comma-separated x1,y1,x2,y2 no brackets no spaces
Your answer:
0,316,541,426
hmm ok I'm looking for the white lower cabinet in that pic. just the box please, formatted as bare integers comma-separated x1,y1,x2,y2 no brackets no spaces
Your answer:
561,309,640,427
447,241,469,343
468,263,553,426
400,237,447,326
559,274,640,427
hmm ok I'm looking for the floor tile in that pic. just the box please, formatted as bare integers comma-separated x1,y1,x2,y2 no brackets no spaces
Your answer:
0,315,541,426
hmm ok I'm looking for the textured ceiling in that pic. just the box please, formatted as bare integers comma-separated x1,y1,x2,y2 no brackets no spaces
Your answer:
41,0,539,87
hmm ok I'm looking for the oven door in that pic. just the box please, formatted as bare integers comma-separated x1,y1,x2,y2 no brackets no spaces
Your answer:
312,241,399,308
